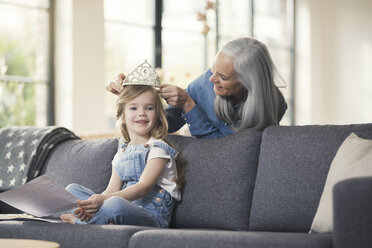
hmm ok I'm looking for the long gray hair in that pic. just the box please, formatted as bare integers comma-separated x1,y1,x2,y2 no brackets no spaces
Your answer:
214,37,284,131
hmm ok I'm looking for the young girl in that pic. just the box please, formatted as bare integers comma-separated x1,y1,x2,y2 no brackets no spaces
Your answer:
60,84,182,228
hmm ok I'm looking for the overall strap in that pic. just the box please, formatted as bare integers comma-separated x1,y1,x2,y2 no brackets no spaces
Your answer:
151,141,179,159
120,142,129,151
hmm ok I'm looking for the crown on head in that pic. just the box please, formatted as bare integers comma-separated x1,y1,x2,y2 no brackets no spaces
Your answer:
123,60,161,88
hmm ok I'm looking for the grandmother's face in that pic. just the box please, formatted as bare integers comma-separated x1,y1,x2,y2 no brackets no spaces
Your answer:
209,52,245,101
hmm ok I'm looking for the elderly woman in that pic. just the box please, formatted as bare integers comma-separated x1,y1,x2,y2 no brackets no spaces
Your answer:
107,37,287,139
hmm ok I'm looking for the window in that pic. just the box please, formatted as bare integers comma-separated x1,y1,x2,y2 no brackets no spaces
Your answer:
218,0,252,46
0,0,52,128
104,0,155,76
252,0,294,124
162,0,209,89
104,0,155,128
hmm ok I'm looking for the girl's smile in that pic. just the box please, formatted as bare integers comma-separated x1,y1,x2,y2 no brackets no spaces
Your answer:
135,119,149,124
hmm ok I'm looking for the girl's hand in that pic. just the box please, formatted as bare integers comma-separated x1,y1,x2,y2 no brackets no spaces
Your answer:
160,84,196,112
77,194,105,214
74,207,93,222
106,73,126,95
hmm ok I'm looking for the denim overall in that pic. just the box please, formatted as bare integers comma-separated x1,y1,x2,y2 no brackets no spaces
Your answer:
66,141,178,227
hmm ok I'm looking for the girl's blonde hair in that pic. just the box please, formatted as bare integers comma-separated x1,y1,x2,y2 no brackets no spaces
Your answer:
116,85,168,142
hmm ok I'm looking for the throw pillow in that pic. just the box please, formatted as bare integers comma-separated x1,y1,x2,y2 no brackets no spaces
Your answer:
310,132,372,233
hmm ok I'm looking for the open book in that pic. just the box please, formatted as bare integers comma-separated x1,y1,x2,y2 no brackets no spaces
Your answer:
0,175,78,222
0,213,62,223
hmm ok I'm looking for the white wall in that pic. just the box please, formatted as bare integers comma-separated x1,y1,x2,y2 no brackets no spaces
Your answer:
54,0,106,135
295,0,372,125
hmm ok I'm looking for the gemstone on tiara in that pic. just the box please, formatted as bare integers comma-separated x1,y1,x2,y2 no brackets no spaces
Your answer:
123,60,161,88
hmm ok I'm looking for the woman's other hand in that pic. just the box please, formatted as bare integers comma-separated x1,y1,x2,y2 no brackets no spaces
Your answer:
106,73,126,95
160,84,196,112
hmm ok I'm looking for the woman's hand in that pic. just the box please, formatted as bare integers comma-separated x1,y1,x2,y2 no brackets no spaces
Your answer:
106,73,126,95
160,84,196,113
77,194,105,214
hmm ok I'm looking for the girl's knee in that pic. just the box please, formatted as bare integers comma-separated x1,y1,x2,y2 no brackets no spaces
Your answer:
65,184,93,199
105,196,127,206
102,196,128,214
65,183,81,192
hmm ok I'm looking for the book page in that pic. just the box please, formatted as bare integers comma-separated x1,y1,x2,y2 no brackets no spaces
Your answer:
0,175,78,217
0,213,62,223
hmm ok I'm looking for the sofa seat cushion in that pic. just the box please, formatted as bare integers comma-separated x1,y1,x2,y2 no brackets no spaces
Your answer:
0,221,148,248
41,138,118,194
249,124,372,232
129,229,332,248
166,130,262,230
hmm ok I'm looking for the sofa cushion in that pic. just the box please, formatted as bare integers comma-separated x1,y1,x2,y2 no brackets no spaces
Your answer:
311,133,372,233
129,229,332,248
166,130,262,230
41,138,118,194
0,220,148,248
249,124,372,232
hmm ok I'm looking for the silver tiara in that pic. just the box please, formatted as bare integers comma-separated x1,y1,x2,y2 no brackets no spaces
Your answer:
123,60,161,88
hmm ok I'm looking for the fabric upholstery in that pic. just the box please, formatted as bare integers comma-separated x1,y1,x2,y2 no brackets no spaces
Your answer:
0,220,148,248
129,229,332,248
249,124,372,232
41,138,118,194
333,177,372,248
166,130,262,230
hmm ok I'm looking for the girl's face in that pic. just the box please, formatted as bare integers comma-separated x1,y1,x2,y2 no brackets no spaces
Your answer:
123,91,157,142
209,52,246,102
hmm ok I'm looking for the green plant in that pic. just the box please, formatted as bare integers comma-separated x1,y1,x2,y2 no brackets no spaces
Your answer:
0,36,36,128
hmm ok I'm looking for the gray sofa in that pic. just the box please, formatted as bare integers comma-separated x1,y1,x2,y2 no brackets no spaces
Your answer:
1,124,372,248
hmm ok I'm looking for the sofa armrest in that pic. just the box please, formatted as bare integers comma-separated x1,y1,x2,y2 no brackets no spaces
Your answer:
333,177,372,248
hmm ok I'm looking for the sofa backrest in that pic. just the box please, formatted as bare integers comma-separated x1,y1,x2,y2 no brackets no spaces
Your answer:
166,130,262,231
40,131,262,231
41,138,118,194
249,124,372,232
